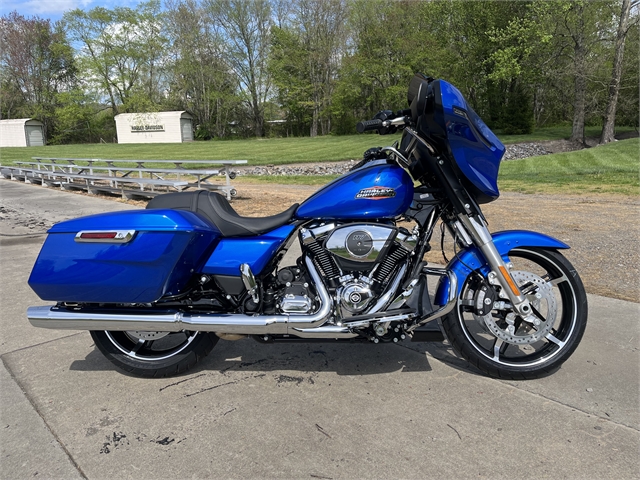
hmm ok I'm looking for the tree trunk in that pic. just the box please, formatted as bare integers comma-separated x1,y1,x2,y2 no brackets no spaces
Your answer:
570,5,587,144
600,0,633,144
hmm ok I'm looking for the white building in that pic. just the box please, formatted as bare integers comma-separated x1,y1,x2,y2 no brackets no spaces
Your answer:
0,119,45,147
114,111,194,144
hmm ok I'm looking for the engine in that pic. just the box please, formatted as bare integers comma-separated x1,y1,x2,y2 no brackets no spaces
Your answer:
295,223,417,318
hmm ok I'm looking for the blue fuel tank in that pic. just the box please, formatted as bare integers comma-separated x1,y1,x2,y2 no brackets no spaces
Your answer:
295,162,414,220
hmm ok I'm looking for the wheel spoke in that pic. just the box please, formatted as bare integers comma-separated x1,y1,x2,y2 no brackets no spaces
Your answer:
545,333,566,348
130,338,145,355
493,338,506,361
131,339,154,354
547,273,569,286
531,305,547,323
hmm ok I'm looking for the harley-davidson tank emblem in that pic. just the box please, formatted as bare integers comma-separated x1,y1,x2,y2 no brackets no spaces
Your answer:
355,186,396,200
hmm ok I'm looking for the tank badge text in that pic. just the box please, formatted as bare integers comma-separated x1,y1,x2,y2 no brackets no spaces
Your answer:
355,187,396,200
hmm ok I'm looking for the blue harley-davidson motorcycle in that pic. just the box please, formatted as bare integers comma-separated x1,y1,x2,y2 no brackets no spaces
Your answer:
27,74,587,379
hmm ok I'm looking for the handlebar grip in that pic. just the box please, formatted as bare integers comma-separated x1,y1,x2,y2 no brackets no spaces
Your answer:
356,119,383,133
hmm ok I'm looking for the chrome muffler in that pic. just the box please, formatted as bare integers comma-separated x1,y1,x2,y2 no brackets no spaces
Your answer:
27,257,350,337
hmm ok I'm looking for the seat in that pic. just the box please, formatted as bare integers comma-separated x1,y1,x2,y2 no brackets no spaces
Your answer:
147,190,299,237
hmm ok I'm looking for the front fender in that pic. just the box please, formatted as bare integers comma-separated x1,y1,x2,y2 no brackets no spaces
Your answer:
434,230,569,305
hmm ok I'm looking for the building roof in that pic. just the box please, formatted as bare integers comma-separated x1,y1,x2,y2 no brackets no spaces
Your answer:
114,111,191,120
0,118,43,125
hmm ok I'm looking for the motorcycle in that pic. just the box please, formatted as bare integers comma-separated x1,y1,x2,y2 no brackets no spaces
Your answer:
26,74,587,379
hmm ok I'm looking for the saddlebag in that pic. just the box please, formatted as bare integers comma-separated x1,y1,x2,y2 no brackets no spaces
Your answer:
28,209,219,303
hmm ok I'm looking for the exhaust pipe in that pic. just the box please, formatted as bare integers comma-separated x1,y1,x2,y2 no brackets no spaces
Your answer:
28,257,337,337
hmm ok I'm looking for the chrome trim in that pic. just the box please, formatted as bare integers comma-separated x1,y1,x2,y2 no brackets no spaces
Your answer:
280,294,313,313
345,313,415,329
367,263,408,314
396,231,418,252
380,146,410,167
28,256,334,336
382,116,410,127
290,325,358,339
451,220,473,247
457,214,531,316
325,224,396,263
407,269,458,333
403,128,437,155
309,223,336,237
388,278,419,310
74,230,136,243
240,263,259,303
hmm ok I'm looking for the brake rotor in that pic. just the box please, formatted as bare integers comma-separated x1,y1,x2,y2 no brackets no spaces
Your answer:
473,270,557,345
125,331,171,341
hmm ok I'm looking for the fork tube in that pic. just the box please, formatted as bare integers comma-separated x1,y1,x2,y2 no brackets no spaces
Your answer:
457,214,534,317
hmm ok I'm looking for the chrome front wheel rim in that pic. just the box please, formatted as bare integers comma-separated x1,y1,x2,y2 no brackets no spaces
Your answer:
457,249,578,368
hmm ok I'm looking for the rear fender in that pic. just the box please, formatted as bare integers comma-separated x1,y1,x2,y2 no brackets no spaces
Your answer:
434,230,569,305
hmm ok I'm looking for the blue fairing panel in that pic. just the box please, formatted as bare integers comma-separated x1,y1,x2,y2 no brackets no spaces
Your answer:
296,163,413,220
29,210,219,303
438,80,505,198
434,230,569,305
202,224,296,276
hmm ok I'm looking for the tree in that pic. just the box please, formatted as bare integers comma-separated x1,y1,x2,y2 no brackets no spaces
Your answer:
63,1,167,115
543,1,617,143
600,0,638,143
269,26,314,136
164,0,239,138
0,12,76,139
206,0,272,137
269,0,348,136
332,0,435,133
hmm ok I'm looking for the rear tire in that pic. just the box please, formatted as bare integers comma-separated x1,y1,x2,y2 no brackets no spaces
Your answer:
441,248,587,380
90,330,218,378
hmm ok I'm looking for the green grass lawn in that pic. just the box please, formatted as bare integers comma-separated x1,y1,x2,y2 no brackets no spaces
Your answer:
238,139,639,195
0,135,392,167
1,128,637,196
498,138,639,195
1,125,635,167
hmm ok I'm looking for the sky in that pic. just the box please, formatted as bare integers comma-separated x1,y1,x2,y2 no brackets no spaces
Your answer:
0,0,142,23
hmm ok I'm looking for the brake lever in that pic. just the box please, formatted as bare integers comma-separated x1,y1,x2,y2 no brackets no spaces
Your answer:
382,116,410,128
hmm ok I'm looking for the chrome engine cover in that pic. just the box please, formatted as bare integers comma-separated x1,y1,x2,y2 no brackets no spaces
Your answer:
325,224,396,263
280,294,314,313
338,278,373,313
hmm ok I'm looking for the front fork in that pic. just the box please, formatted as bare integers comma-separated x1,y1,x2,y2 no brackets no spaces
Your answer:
453,214,535,320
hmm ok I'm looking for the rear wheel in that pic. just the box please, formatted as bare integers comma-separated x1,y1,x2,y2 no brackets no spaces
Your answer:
442,248,587,379
90,330,218,377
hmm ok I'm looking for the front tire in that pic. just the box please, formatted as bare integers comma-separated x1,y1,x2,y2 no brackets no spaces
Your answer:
442,248,588,379
90,330,218,377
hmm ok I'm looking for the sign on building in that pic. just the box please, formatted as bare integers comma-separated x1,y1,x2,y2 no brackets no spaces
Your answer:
115,111,194,144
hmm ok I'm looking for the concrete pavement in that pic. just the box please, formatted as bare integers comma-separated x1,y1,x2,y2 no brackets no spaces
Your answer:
1,180,638,479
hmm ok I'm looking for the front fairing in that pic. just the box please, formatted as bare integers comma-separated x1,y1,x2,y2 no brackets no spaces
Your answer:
417,79,505,201
440,81,505,199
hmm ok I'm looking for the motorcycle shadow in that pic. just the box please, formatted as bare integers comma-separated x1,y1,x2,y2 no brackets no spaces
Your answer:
72,339,444,377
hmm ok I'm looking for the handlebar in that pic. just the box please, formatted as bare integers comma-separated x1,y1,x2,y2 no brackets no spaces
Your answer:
356,119,383,133
356,115,410,134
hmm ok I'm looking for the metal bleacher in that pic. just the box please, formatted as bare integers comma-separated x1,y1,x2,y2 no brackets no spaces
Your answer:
1,157,247,200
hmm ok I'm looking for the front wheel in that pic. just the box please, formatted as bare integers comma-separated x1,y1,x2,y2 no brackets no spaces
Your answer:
441,248,587,379
90,330,218,377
